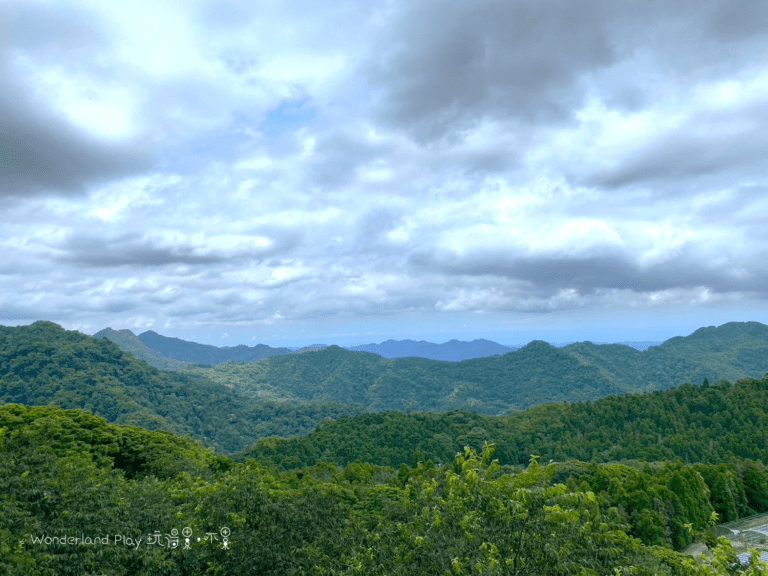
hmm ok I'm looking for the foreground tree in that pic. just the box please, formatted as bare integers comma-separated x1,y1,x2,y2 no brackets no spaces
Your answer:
336,444,670,575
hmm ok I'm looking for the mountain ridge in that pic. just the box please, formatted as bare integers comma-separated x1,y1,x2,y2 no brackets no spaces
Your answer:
0,321,365,453
179,321,768,414
137,330,295,365
5,320,768,452
234,371,768,471
96,327,665,365
92,327,193,371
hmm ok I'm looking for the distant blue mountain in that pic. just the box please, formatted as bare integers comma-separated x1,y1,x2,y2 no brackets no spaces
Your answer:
137,331,294,365
614,341,665,352
342,339,663,361
549,341,663,352
343,339,519,361
128,330,664,365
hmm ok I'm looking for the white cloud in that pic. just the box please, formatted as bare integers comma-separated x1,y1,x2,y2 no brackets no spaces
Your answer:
2,0,768,345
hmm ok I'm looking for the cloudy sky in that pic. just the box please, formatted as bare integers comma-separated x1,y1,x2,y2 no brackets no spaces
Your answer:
2,0,767,347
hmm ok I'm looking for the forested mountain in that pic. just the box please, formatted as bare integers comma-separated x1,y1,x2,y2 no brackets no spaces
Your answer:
346,338,520,360
92,327,193,371
235,372,768,471
238,373,768,544
2,403,766,574
346,338,662,360
182,321,768,414
5,320,768,452
104,328,663,364
0,322,365,452
184,341,624,412
137,329,296,365
6,321,768,572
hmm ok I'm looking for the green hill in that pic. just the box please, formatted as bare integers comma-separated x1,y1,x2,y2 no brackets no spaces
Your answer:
182,321,768,415
5,401,744,574
137,329,295,364
235,372,768,471
182,340,623,412
0,321,365,452
5,325,768,573
93,327,192,371
0,403,223,479
564,321,768,393
5,320,768,458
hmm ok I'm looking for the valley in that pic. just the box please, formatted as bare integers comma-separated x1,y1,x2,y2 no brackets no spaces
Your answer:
2,320,768,574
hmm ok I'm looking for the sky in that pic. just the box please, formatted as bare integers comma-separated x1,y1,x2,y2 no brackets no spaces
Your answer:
2,0,767,348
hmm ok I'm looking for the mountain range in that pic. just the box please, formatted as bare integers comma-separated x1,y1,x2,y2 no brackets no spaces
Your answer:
4,320,768,452
234,370,768,471
94,326,664,368
345,338,664,360
4,320,768,575
96,320,768,416
176,321,768,414
0,322,364,453
93,328,333,370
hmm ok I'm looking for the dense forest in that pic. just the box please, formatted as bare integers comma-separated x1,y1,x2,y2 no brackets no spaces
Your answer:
9,321,768,456
238,374,768,471
179,321,768,414
1,403,766,574
4,321,768,573
239,374,768,545
136,329,296,365
0,322,365,452
92,327,194,371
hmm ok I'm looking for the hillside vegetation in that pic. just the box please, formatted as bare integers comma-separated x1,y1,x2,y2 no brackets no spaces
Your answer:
5,321,768,456
4,322,768,573
236,373,768,472
182,321,768,414
92,327,193,371
2,403,766,574
345,337,520,360
137,330,295,365
0,403,222,479
0,322,365,452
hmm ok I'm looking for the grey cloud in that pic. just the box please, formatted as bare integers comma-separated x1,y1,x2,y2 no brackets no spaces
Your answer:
0,4,153,198
104,301,138,314
0,106,151,198
58,234,226,268
1,2,106,59
458,147,517,174
303,129,387,189
407,248,768,297
364,0,768,144
727,188,768,229
580,107,768,190
3,0,768,342
352,207,405,248
364,0,619,142
55,226,303,269
238,227,305,263
705,0,768,42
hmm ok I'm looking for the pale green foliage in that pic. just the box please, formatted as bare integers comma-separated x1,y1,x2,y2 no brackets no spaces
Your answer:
342,442,661,575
